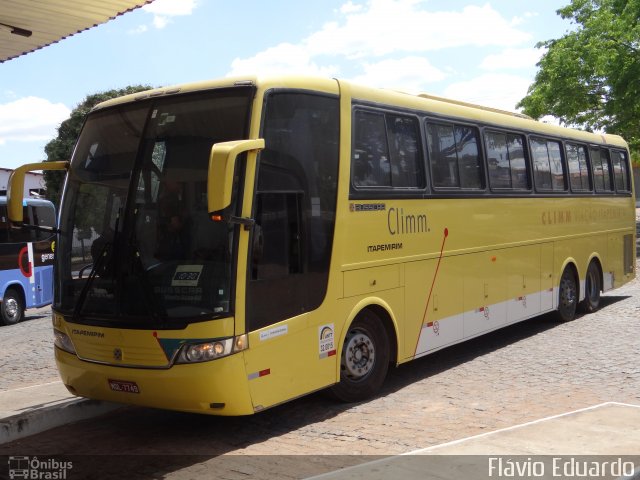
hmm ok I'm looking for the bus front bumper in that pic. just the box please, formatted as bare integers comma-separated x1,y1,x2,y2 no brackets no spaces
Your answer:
55,347,255,416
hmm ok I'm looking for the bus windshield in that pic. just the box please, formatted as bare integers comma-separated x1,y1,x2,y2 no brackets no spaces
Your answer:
56,87,253,326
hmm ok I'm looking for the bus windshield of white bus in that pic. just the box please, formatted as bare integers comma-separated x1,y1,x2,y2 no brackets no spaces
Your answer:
56,87,253,327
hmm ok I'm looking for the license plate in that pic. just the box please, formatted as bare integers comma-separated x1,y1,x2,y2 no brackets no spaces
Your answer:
108,379,140,394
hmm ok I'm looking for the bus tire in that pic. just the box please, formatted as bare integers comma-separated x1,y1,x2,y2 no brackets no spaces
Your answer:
1,287,25,326
579,261,601,314
556,267,578,322
330,310,390,403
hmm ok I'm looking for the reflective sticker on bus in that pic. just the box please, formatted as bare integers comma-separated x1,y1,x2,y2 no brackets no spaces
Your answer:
248,368,270,380
425,320,440,336
318,324,336,358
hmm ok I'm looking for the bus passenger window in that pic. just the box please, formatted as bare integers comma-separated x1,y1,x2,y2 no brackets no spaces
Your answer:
427,122,482,189
532,138,567,192
507,134,528,189
352,110,424,189
610,150,630,192
531,139,551,189
427,123,458,188
352,111,391,187
565,143,590,191
590,147,613,192
547,141,565,191
387,116,424,188
31,205,57,240
485,131,529,190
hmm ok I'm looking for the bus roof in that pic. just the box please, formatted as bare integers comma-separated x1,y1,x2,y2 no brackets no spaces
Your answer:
91,76,628,150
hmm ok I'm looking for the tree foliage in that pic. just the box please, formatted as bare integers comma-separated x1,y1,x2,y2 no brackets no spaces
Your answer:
43,85,153,206
518,0,640,160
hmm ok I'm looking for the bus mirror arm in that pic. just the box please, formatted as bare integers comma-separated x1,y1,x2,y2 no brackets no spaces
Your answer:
7,161,69,224
207,139,265,216
229,216,255,230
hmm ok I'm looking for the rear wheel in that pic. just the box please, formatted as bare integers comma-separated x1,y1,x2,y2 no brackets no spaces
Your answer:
579,261,601,314
330,311,390,402
1,288,25,326
556,267,578,322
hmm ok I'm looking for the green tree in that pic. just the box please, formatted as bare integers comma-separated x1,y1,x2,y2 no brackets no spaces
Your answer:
43,85,153,206
518,0,640,162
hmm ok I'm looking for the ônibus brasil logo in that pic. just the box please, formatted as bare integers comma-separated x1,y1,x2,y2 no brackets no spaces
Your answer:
7,456,72,479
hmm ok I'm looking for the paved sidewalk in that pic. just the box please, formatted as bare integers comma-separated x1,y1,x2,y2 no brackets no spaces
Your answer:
0,381,120,444
310,402,640,480
0,305,121,444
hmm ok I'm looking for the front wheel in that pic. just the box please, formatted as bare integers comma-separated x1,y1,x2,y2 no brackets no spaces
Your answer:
579,261,601,314
556,267,578,322
330,311,390,403
1,288,25,326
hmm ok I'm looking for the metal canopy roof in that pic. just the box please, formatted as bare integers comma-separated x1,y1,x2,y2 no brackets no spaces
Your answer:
0,0,152,63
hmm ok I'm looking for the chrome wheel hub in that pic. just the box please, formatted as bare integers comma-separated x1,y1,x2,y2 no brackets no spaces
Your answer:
343,330,375,380
4,298,19,320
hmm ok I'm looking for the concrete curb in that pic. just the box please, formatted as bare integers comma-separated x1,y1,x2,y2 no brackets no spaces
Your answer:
0,382,122,445
0,398,122,445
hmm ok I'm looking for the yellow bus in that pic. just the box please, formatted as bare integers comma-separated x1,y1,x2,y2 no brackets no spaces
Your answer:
8,76,636,415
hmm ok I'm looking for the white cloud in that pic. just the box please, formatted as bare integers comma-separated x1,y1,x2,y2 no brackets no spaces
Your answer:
227,43,340,78
340,1,363,14
139,0,198,30
351,56,447,93
304,1,531,59
228,0,531,85
512,11,539,26
0,97,70,145
480,47,544,71
128,24,149,35
442,74,532,113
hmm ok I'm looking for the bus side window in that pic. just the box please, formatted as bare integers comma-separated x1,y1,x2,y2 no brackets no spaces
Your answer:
485,131,530,190
31,205,57,240
6,207,35,243
565,143,590,192
532,138,567,192
591,146,613,192
352,111,391,187
426,122,483,190
352,110,424,189
610,150,630,192
427,123,458,188
387,115,424,188
547,140,566,191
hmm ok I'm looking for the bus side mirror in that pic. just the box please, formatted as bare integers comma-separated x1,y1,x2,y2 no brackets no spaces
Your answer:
207,139,265,218
7,161,69,224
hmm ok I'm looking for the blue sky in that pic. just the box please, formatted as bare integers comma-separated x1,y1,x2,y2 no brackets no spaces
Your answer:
0,0,571,170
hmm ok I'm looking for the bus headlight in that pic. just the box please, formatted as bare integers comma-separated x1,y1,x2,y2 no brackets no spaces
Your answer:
176,334,248,364
54,330,76,354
